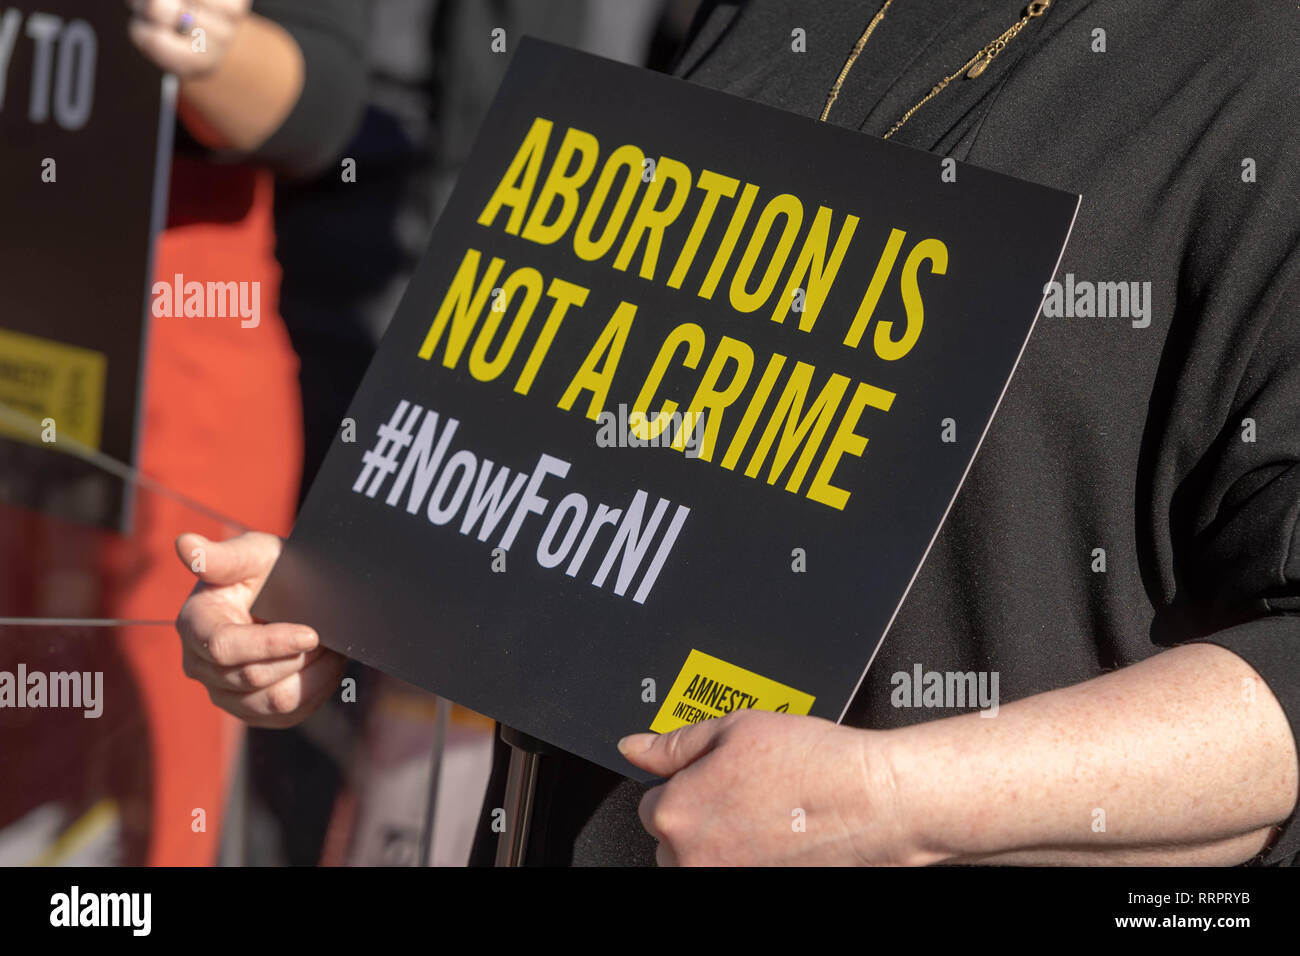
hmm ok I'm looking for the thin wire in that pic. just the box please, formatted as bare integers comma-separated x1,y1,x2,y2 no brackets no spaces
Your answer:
0,402,249,531
0,402,252,628
0,618,174,627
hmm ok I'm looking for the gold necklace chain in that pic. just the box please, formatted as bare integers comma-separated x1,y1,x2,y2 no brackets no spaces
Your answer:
820,0,1053,139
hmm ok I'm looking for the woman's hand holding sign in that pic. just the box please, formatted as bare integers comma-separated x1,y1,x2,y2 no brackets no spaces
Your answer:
619,711,919,867
621,645,1294,866
174,532,346,728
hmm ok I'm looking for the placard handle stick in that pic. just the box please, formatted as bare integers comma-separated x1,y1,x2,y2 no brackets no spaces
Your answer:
494,725,554,866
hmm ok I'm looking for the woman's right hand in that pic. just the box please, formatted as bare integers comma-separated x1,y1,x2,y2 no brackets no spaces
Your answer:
174,531,346,728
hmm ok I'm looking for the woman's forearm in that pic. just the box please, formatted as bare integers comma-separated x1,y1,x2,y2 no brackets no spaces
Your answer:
177,13,303,152
883,642,1299,865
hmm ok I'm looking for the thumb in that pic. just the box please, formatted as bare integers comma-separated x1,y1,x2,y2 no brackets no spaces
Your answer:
175,531,281,586
618,718,727,777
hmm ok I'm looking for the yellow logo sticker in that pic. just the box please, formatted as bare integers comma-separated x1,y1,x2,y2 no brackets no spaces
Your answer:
0,328,106,449
650,649,816,734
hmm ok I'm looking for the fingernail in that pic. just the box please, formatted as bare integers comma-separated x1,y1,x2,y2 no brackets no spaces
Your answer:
295,628,318,650
618,734,651,755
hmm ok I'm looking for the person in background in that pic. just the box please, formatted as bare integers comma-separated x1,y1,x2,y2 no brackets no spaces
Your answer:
94,0,365,864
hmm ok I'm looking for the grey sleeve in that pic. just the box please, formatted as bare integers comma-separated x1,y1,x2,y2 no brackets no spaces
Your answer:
243,0,369,179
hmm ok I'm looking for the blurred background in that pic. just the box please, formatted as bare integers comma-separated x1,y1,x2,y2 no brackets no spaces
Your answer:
0,0,703,866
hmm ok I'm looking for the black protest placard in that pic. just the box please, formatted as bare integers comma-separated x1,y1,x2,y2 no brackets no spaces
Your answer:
254,40,1079,780
0,2,170,531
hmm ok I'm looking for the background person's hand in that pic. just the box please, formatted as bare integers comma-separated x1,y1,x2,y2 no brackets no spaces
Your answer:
174,531,346,728
127,0,253,78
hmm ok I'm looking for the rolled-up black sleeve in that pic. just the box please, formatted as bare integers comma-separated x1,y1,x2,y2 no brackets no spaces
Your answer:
1198,618,1300,863
1170,222,1300,863
1107,21,1300,860
246,0,368,179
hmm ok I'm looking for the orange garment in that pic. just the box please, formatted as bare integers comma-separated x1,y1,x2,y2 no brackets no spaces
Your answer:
105,157,302,865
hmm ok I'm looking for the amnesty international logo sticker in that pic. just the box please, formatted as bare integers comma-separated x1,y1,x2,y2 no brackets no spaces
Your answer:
0,327,106,449
650,649,816,734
